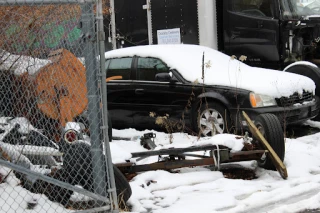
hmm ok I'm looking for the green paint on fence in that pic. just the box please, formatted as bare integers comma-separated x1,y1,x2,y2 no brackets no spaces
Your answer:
4,18,81,55
44,25,65,48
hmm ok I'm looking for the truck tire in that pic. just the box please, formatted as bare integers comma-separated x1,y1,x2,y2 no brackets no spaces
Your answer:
113,164,132,202
61,143,132,204
193,101,231,136
285,64,320,120
254,114,285,170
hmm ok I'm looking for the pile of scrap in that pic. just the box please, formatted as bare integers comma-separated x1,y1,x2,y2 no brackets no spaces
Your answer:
0,49,87,141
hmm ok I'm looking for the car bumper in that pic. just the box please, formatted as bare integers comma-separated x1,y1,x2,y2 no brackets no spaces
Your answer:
231,96,320,127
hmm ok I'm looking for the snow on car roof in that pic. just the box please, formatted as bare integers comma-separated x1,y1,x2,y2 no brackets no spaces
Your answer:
105,44,315,98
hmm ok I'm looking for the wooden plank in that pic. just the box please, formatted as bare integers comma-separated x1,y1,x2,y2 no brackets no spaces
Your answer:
242,111,288,179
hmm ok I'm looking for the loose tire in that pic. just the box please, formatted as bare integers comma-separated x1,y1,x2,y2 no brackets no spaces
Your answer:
194,101,231,136
254,114,285,170
114,165,132,202
285,64,320,120
62,143,132,203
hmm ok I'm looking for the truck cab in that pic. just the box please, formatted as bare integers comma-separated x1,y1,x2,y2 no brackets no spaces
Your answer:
220,0,320,70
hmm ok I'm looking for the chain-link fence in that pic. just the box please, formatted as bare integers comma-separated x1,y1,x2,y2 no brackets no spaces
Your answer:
0,1,127,212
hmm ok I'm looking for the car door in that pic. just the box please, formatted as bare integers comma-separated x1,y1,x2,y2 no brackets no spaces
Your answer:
106,57,136,129
131,57,193,130
224,0,280,65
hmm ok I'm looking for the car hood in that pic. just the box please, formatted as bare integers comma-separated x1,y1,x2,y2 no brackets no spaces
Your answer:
105,44,315,98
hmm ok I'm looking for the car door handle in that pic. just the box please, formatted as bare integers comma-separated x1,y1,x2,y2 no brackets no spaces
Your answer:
135,89,144,95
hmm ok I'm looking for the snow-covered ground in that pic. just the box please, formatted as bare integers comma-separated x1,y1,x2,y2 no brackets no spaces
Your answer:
113,123,320,213
1,121,320,212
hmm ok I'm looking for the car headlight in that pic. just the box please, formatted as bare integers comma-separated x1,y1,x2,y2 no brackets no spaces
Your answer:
250,92,277,108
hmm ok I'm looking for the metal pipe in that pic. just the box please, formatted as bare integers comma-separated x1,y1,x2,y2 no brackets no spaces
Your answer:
81,2,108,207
117,150,264,174
97,0,119,211
197,0,218,49
131,145,229,158
109,0,117,49
146,0,153,45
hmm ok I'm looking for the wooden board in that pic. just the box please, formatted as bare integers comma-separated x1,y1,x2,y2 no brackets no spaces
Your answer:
242,111,288,179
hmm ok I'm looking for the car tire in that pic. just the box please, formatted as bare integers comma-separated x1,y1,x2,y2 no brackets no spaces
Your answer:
193,101,231,136
62,142,131,204
254,113,285,170
285,64,320,121
113,164,132,202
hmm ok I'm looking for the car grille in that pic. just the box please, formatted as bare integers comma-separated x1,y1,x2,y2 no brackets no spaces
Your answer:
276,91,313,107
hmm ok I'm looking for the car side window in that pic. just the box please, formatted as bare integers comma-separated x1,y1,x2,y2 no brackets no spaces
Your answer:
137,57,170,81
230,0,274,18
106,57,133,80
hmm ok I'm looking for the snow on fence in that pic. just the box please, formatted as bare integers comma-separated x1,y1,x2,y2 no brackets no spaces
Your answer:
0,1,117,212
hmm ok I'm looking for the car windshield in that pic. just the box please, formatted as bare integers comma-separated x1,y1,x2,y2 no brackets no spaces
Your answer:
280,0,320,19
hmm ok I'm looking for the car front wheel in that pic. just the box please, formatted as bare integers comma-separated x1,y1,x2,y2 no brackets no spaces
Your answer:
194,101,231,136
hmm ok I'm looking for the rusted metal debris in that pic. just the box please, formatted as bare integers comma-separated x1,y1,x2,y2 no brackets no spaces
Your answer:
116,112,287,180
117,146,265,174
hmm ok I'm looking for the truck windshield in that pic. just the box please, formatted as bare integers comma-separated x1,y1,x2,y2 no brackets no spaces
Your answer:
280,0,320,20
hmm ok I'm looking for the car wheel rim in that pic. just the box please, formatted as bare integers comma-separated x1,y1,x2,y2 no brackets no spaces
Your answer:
199,108,225,136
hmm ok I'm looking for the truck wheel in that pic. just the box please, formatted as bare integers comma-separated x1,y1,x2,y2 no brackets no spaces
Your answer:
285,64,320,120
194,101,231,136
254,114,285,170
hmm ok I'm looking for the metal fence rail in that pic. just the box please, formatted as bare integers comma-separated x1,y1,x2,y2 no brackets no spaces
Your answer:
0,0,118,212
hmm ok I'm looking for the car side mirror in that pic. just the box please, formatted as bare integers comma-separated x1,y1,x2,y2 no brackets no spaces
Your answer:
155,72,174,82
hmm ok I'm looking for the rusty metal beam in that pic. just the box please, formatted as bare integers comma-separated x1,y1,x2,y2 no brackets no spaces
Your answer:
117,150,265,174
131,145,229,158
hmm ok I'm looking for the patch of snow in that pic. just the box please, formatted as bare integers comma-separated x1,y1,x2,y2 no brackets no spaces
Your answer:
303,15,320,20
304,120,320,129
109,126,320,213
70,185,92,202
0,141,33,169
293,99,315,106
5,144,61,157
191,134,244,152
65,122,84,133
0,183,71,213
0,51,50,75
109,142,132,164
9,117,38,134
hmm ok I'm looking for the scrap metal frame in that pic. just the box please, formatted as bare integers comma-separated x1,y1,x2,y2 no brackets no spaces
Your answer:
116,112,287,179
116,144,266,174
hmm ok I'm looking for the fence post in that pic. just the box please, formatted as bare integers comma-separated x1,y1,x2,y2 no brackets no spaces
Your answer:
109,0,117,49
143,0,153,45
97,0,119,211
81,2,108,209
